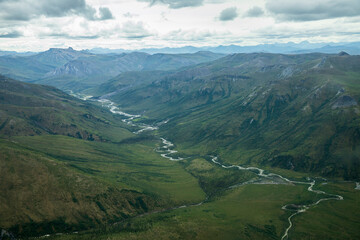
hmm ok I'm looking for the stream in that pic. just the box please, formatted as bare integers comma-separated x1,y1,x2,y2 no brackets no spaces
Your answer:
209,156,343,240
89,97,345,240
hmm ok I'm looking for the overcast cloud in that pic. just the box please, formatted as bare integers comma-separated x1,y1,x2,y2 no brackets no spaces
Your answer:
138,0,203,9
0,0,359,51
0,0,113,21
0,31,22,38
266,0,360,21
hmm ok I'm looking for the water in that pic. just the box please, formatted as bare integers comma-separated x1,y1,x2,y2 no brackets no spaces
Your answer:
85,96,346,240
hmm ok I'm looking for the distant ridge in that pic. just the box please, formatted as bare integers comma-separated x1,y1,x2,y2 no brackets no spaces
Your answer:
87,41,360,55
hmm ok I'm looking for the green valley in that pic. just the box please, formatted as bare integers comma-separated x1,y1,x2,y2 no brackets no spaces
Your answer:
0,51,359,240
94,53,360,180
2,0,360,238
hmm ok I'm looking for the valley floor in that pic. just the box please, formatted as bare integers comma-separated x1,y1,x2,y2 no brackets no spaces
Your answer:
35,99,360,240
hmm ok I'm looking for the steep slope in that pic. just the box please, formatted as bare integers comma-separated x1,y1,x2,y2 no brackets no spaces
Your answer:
98,53,360,179
0,139,161,236
0,76,205,237
0,75,131,141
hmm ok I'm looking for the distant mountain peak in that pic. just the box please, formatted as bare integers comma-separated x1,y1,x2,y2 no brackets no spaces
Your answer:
47,47,75,52
338,51,350,56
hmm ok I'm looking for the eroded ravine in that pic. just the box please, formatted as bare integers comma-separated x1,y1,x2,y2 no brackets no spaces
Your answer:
95,98,345,240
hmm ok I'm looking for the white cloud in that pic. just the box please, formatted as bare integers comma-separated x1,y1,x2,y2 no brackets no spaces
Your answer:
120,21,154,38
1,0,360,51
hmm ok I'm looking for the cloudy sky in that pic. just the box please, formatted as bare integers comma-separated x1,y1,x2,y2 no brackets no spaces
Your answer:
0,0,360,51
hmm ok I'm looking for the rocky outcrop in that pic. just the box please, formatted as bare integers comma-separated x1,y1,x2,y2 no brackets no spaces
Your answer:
332,95,358,109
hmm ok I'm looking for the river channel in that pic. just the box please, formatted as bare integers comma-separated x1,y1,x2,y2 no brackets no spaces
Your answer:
95,97,344,240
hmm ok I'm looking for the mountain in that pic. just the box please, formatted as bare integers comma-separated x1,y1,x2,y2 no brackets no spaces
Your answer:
35,52,150,90
0,47,89,82
89,41,360,55
0,55,53,81
293,44,360,55
44,51,224,77
29,47,91,67
0,50,36,57
95,52,360,180
0,48,224,91
0,75,205,237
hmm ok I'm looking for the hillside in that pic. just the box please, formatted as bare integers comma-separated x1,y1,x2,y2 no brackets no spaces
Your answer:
0,75,133,141
1,55,359,239
0,48,224,91
0,76,206,237
96,53,360,180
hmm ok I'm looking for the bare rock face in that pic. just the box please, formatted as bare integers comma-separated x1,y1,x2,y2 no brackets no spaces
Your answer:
332,95,358,109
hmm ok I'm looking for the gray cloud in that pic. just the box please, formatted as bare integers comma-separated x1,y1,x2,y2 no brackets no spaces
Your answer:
120,21,153,39
46,33,100,39
0,0,114,21
266,0,360,21
0,30,22,38
98,7,114,20
138,0,203,9
244,6,264,18
219,7,238,21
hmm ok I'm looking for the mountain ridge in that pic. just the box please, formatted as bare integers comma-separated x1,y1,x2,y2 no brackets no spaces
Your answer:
0,48,225,91
94,52,360,180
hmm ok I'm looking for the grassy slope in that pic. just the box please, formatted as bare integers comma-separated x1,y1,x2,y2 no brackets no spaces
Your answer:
13,135,205,204
45,180,360,240
0,77,205,237
34,151,360,240
0,139,165,234
99,53,360,179
0,75,132,141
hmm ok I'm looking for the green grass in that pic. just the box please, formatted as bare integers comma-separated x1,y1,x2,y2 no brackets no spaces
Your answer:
13,135,205,204
43,180,360,240
289,182,360,239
